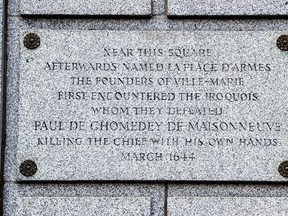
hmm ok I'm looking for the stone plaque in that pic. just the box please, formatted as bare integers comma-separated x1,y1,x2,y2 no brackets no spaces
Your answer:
18,30,288,181
168,197,288,215
17,197,150,216
168,0,288,16
20,0,151,16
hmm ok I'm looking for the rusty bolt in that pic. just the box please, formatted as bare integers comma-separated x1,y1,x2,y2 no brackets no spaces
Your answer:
277,35,288,51
20,160,37,177
24,33,40,49
278,161,288,178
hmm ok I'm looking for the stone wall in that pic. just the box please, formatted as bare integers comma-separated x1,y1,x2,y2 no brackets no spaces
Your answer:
2,0,288,215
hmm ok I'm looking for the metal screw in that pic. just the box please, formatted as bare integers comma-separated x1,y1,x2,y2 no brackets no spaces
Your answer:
278,161,288,178
277,35,288,51
20,160,37,177
23,33,40,49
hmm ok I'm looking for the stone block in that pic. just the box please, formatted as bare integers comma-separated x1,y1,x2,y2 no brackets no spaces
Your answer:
16,197,150,216
168,0,288,16
20,0,152,16
18,30,288,181
168,197,288,216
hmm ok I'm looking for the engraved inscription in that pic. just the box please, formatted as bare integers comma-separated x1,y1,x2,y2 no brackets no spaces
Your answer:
18,31,288,181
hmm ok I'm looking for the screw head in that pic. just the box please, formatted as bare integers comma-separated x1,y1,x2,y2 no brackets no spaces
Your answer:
23,33,40,49
277,35,288,51
278,161,288,178
20,160,37,177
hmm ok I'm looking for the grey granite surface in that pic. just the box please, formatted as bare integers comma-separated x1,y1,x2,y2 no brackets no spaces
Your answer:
168,197,288,216
168,0,288,16
168,184,288,197
5,0,288,215
20,0,152,16
17,30,288,181
167,183,288,215
4,183,164,216
16,197,150,216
